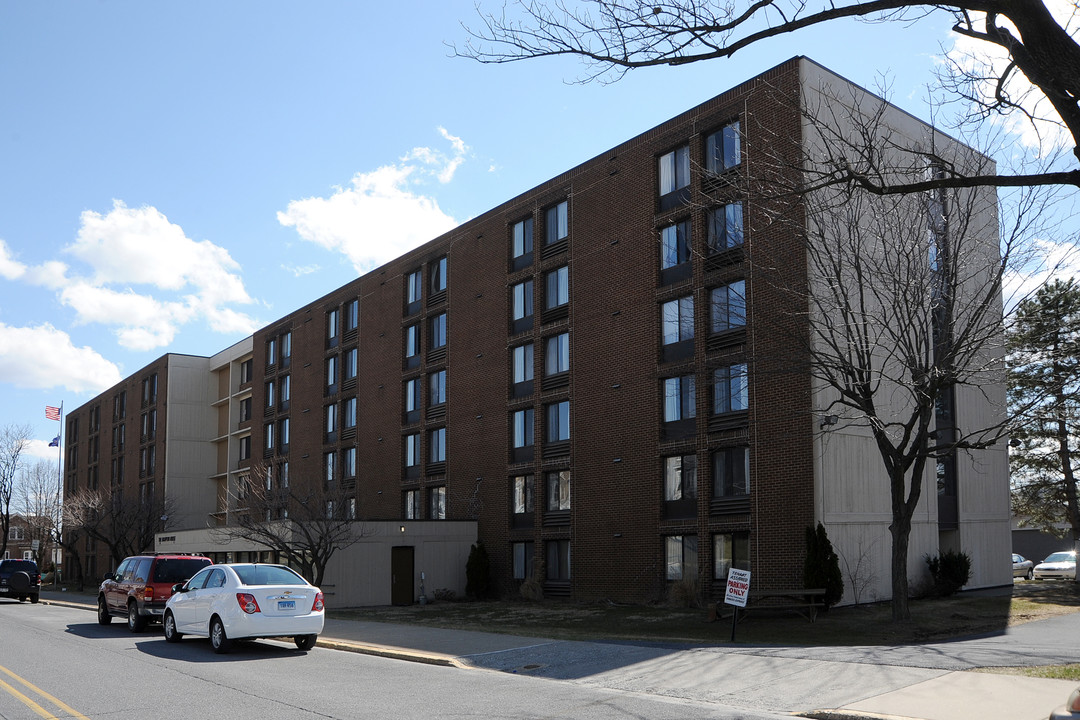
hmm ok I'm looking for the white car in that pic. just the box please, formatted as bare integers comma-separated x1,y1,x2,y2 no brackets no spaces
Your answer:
1034,551,1078,581
163,563,324,653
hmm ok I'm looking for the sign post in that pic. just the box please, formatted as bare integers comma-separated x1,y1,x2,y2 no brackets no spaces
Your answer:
724,568,751,642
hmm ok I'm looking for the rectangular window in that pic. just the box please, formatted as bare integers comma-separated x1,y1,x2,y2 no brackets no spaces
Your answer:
545,266,569,309
546,470,570,511
431,256,447,293
659,145,690,195
431,313,447,350
407,270,422,305
512,408,534,449
239,397,252,422
265,380,275,408
512,217,533,258
545,333,569,376
663,376,697,421
512,280,534,321
282,461,289,487
662,296,694,344
267,338,277,366
666,535,699,580
404,489,420,519
279,417,290,446
405,324,420,359
429,486,446,519
713,364,748,414
404,378,420,413
327,309,339,341
546,400,570,443
714,532,750,580
512,344,534,384
343,398,357,429
343,447,356,478
545,201,568,245
664,454,698,501
265,422,275,450
326,404,337,434
344,348,358,381
512,541,534,580
512,474,534,514
282,332,292,360
660,220,691,269
545,539,571,581
713,447,750,497
711,281,746,332
708,202,744,252
705,121,741,174
324,451,335,483
405,433,420,468
429,370,447,406
281,375,291,403
239,359,253,384
239,436,251,461
430,427,446,463
326,356,338,388
345,299,359,331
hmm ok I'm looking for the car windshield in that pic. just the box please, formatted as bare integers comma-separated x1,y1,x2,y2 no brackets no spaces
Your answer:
1043,552,1075,563
152,558,212,584
233,565,307,586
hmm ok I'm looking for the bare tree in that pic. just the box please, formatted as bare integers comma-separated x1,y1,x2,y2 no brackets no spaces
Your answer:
13,460,62,572
0,423,32,559
210,465,368,588
64,486,173,568
458,0,1080,190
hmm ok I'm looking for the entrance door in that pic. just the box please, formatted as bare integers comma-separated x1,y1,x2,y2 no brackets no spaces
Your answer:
390,546,414,606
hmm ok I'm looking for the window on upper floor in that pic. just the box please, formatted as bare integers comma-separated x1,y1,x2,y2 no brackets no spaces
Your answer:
326,404,337,434
512,408,534,449
512,474,534,516
327,309,339,344
429,427,446,463
705,121,741,175
512,217,533,260
665,535,698,580
404,377,420,414
431,256,447,294
431,313,447,350
405,433,420,468
344,348,358,382
429,369,446,407
279,417,290,447
343,447,356,479
404,489,420,520
326,356,339,390
280,375,291,404
512,280,533,322
659,145,690,196
546,400,570,443
345,299,359,332
512,344,534,385
265,380,275,409
707,202,744,253
343,398,357,429
711,281,746,333
429,486,446,520
662,296,695,345
239,359,253,384
713,447,750,497
265,422,275,451
282,332,292,361
545,201,568,245
545,470,570,511
267,337,277,366
663,375,697,422
664,454,698,501
713,364,748,414
407,269,422,307
545,266,568,310
405,324,420,361
545,333,569,376
324,451,335,483
660,220,691,270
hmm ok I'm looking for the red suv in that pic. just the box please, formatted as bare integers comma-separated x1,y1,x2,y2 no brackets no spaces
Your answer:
98,554,212,632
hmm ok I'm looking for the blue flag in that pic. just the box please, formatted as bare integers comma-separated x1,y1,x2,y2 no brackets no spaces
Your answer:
48,436,59,447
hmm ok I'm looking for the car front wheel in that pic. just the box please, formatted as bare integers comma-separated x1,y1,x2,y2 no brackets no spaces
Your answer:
97,597,112,625
210,617,231,654
163,612,182,643
294,634,317,651
1026,568,1034,580
127,602,147,633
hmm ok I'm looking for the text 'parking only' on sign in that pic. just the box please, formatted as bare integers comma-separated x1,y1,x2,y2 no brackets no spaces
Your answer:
724,568,751,607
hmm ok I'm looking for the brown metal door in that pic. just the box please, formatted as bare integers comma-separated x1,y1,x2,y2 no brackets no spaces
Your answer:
390,546,414,605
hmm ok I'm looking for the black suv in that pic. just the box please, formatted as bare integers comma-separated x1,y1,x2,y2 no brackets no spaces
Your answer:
98,554,212,632
0,559,41,603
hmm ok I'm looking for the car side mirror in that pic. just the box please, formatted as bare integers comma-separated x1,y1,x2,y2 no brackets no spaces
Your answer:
103,571,115,582
172,583,186,594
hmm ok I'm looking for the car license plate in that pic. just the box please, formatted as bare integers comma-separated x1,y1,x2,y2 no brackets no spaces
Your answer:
278,600,295,611
0,587,8,593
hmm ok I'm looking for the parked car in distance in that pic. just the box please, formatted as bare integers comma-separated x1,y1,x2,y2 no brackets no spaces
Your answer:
1050,686,1080,719
1034,550,1078,581
1013,553,1034,580
0,559,40,603
163,563,324,654
99,554,213,632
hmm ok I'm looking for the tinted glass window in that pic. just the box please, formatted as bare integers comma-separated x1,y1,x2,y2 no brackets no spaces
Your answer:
133,558,152,582
153,558,212,584
233,564,307,586
185,568,214,590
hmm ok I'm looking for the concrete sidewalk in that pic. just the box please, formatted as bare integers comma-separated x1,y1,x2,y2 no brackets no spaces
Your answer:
38,589,1077,720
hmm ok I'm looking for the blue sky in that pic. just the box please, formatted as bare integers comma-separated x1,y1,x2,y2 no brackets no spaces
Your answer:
0,1,1038,459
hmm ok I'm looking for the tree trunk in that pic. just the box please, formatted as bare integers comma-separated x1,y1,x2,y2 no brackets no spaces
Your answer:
889,510,912,621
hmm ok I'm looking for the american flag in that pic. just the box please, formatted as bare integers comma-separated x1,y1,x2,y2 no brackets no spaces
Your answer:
45,406,61,421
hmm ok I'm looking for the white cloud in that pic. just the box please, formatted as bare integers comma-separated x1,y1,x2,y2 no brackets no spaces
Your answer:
0,239,27,280
0,322,122,393
283,264,320,277
1003,237,1080,310
24,438,60,461
942,1,1078,153
278,130,465,273
41,200,261,350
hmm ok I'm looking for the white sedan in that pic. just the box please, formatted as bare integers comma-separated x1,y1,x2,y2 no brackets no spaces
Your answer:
163,563,324,653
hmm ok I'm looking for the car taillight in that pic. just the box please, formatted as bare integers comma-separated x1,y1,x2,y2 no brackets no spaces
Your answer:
237,593,261,614
312,592,324,612
143,586,154,601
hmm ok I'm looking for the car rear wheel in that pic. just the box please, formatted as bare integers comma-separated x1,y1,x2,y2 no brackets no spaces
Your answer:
294,634,317,651
127,602,147,633
97,596,112,625
163,612,182,643
29,594,38,604
210,617,231,654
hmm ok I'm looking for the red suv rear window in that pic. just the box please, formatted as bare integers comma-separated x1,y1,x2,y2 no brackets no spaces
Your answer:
152,558,211,584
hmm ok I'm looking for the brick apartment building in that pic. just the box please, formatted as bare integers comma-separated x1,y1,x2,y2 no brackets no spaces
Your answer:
62,57,1011,605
